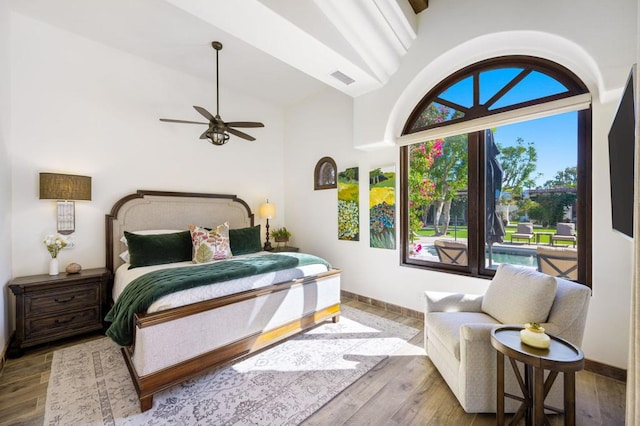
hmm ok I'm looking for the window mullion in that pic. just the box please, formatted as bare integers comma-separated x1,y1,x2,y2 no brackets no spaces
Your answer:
467,131,481,276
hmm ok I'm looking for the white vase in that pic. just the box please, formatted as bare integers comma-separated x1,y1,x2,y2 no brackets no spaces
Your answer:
49,258,59,276
520,325,551,349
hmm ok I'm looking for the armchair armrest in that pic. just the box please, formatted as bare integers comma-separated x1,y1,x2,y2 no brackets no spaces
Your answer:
425,291,484,313
460,322,498,342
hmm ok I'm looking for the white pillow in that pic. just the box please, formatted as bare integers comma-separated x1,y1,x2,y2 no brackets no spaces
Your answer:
120,229,184,246
481,264,557,324
119,250,130,263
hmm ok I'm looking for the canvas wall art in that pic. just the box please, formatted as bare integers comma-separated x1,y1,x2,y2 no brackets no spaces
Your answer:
338,167,359,241
369,166,396,249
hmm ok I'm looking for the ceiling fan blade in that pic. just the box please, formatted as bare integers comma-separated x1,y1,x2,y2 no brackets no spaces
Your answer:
199,129,210,139
227,127,256,141
160,118,208,125
193,106,215,121
226,121,264,128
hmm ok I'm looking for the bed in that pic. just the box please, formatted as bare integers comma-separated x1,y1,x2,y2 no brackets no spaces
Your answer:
105,190,341,411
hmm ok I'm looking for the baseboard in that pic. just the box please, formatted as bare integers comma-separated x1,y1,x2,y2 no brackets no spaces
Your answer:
341,290,424,321
341,290,627,383
584,359,627,382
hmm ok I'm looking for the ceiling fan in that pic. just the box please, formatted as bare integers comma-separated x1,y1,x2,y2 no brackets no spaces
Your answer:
160,41,264,146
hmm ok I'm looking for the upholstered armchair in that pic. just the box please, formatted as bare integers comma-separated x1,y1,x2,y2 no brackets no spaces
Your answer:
424,264,590,413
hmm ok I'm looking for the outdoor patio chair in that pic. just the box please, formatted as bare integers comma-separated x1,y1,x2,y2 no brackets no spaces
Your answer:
510,222,534,244
434,239,468,265
537,245,578,280
551,222,577,247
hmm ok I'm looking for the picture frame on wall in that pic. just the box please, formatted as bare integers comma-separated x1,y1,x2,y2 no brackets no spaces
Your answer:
314,157,337,190
338,166,359,241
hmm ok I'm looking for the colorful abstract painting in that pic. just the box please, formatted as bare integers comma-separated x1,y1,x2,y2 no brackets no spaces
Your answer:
369,166,396,249
338,167,359,241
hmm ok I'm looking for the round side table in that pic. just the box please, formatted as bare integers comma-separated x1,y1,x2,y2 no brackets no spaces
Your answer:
490,326,584,426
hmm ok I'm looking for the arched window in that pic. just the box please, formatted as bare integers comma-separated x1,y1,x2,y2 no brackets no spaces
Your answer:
400,56,591,286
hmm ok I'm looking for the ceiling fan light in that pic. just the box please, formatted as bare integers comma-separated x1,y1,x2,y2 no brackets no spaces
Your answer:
207,129,230,146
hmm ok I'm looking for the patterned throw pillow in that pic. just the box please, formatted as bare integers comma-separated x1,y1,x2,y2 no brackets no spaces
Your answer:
189,223,232,263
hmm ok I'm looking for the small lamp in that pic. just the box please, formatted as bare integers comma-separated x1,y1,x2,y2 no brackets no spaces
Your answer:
39,173,92,235
259,200,275,251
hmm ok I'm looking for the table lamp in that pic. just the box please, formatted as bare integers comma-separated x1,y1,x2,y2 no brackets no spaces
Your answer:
259,200,275,251
39,172,92,234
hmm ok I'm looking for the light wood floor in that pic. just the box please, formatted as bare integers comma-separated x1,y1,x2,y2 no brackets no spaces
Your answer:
0,299,626,425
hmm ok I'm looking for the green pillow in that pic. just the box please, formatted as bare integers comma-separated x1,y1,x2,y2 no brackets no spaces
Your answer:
125,230,192,269
229,225,262,255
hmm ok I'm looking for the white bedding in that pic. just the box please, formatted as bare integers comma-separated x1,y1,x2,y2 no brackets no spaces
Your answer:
113,251,329,313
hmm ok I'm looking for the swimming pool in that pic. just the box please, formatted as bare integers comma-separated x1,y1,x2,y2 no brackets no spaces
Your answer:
486,251,536,267
423,245,537,267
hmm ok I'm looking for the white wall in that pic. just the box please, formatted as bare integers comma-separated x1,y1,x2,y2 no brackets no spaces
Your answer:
3,0,637,371
285,0,638,369
0,0,12,354
8,13,286,277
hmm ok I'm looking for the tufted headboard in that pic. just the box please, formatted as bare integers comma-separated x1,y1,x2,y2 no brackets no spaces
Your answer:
105,190,254,274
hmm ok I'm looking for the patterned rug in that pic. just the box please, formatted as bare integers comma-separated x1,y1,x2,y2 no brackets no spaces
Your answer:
44,306,420,425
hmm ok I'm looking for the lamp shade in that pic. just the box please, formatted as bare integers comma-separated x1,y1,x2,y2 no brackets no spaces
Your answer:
39,173,91,201
259,201,275,219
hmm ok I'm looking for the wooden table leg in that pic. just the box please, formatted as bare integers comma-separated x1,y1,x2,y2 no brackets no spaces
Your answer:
533,367,545,426
525,364,533,425
496,351,504,426
564,371,576,426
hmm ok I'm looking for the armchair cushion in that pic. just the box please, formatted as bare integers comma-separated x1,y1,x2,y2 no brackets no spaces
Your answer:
481,264,557,324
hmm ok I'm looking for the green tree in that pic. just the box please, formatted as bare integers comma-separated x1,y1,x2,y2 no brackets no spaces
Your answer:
407,104,452,241
409,104,468,236
497,137,540,221
370,168,384,185
429,133,468,235
542,166,577,188
529,166,578,226
528,192,576,227
339,167,358,183
408,141,440,239
498,137,540,197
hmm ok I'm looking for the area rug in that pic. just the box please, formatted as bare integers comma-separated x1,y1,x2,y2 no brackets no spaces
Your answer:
44,306,419,425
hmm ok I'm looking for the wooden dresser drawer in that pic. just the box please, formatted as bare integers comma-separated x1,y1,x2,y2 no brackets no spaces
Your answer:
24,307,101,340
24,283,100,316
8,267,111,356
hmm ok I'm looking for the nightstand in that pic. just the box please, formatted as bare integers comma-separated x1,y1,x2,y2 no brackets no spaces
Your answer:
8,267,110,356
270,246,300,253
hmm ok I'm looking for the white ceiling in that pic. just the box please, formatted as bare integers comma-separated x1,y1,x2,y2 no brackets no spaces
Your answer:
8,0,419,106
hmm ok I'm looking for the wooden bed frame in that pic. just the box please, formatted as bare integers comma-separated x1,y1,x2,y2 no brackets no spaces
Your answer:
105,190,341,411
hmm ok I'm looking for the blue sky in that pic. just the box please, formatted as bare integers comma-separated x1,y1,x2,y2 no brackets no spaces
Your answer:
493,111,577,187
438,68,578,187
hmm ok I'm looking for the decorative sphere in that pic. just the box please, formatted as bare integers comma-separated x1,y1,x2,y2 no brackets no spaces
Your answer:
65,263,82,274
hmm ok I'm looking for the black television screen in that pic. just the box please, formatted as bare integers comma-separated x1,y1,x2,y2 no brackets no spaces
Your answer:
608,66,636,238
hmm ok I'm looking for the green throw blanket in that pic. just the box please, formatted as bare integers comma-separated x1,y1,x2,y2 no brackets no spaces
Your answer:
105,253,331,346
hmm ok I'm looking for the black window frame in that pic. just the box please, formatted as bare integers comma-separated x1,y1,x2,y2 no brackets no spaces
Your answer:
400,56,592,286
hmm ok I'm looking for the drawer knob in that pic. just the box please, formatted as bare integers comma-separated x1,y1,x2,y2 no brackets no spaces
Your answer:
55,316,75,325
54,296,76,304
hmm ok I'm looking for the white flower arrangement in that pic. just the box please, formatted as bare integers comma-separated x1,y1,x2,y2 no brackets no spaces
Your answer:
43,234,68,259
